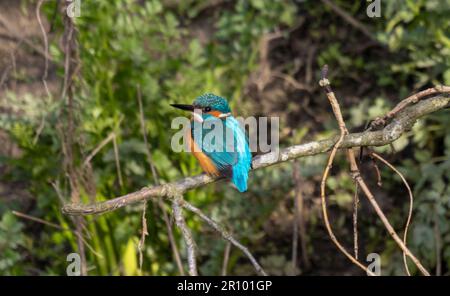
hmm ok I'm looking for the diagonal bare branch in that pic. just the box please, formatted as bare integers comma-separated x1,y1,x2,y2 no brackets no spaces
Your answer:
172,196,198,276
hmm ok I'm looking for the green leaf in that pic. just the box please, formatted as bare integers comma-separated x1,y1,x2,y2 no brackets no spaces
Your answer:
122,238,138,276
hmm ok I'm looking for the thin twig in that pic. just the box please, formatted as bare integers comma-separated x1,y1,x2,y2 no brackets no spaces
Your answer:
136,85,159,181
370,152,414,276
0,32,54,61
82,132,116,167
34,0,52,144
112,134,124,189
0,12,54,61
61,13,75,101
36,0,49,81
370,86,450,129
13,210,65,230
137,203,148,273
433,205,442,276
272,72,312,92
12,210,102,259
221,242,231,276
353,184,359,260
137,85,149,272
350,167,429,275
292,187,299,271
172,196,198,276
292,160,309,269
0,64,11,90
320,0,380,43
371,157,383,186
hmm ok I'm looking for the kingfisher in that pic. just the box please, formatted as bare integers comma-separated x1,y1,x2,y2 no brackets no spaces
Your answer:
171,93,252,192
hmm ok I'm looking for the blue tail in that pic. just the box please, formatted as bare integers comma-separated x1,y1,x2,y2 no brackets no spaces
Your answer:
227,117,251,192
232,164,249,192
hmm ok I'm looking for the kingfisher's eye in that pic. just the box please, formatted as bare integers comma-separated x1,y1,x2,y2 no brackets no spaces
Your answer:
203,107,211,112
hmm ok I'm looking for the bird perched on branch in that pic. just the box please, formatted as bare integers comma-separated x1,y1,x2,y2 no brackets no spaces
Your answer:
171,93,252,192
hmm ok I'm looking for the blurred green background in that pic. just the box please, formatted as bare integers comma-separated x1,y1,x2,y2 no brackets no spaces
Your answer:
0,0,449,275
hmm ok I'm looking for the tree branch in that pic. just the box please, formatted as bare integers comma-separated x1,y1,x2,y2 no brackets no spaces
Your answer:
319,65,374,275
181,200,268,276
61,91,448,277
62,94,449,215
319,65,434,276
172,196,198,276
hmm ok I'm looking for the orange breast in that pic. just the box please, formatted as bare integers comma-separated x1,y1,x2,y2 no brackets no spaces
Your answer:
208,110,222,118
187,129,220,176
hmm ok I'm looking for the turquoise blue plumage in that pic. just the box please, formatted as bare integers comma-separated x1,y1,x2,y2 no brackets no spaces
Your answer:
171,94,252,192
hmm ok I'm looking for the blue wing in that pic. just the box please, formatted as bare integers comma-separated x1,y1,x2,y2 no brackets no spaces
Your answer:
192,115,251,192
225,116,252,192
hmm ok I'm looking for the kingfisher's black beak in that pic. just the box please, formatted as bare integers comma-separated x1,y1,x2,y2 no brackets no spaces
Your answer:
170,104,194,111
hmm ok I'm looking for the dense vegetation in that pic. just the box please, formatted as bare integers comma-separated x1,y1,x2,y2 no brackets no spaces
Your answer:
0,0,449,275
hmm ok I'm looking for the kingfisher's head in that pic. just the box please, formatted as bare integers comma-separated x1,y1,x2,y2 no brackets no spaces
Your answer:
171,93,232,122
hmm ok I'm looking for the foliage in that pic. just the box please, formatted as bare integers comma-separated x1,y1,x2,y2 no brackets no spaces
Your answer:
0,0,449,275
